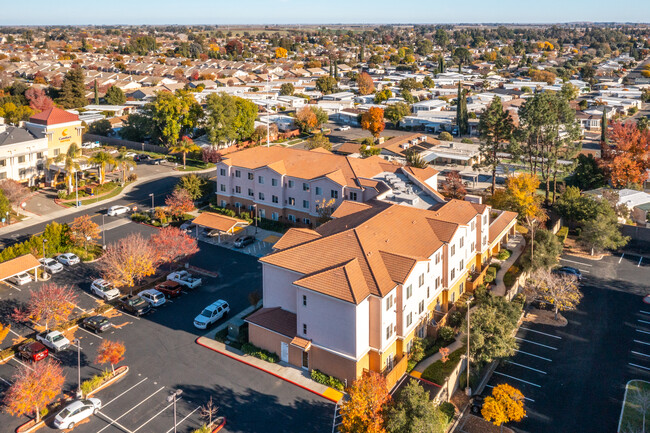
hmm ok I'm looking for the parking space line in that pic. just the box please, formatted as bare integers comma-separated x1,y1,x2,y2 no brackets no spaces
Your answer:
639,257,644,267
8,328,21,338
515,350,552,362
515,337,558,350
630,363,650,372
632,351,650,358
634,340,650,346
102,377,149,408
636,329,650,335
639,319,650,325
119,310,141,321
164,406,201,433
560,258,592,267
485,384,535,402
641,311,650,315
97,386,165,433
619,253,625,264
504,360,547,374
11,357,33,371
493,371,542,388
0,376,12,385
78,326,104,339
519,327,562,339
96,411,134,433
133,400,175,432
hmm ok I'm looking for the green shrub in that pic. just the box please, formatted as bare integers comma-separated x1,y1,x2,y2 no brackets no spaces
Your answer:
241,343,279,363
80,369,112,396
191,425,212,433
496,249,512,261
461,138,473,144
421,346,465,384
131,212,151,223
409,337,425,363
439,401,456,422
439,132,453,141
556,226,569,244
438,325,455,342
310,369,345,391
512,293,526,307
447,311,463,329
503,265,521,289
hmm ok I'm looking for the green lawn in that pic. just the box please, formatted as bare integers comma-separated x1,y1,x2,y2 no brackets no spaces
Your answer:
421,345,466,385
62,184,125,207
620,380,650,433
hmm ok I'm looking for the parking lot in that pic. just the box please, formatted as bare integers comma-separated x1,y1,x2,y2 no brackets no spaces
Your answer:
0,219,334,432
480,252,650,432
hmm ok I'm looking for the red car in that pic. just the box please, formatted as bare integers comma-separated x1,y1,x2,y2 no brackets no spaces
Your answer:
18,341,49,362
155,280,183,298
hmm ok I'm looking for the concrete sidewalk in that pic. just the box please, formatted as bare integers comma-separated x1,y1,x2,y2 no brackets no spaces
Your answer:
491,234,526,297
411,336,465,376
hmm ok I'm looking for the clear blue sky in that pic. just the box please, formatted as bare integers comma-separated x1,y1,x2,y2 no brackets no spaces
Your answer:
2,0,649,25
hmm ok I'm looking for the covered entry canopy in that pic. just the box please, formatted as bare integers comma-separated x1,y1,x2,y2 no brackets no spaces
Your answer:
0,254,41,281
192,212,250,234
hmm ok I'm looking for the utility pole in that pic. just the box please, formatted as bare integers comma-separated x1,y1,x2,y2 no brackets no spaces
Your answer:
466,296,474,396
267,73,271,147
75,170,79,207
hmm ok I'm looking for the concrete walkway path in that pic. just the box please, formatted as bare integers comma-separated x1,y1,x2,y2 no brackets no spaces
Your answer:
411,337,466,376
491,234,526,297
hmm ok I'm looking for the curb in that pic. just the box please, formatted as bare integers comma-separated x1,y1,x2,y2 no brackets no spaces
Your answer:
195,337,342,403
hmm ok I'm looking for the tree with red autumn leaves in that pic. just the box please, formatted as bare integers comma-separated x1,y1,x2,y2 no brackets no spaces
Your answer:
3,359,65,423
165,189,195,218
98,233,157,290
339,371,391,433
95,340,125,374
441,170,467,199
25,87,53,113
149,226,199,266
600,121,650,188
12,283,77,330
361,107,385,139
69,214,101,251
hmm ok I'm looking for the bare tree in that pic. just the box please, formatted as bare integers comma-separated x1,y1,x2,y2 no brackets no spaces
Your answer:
524,269,583,320
200,396,219,427
0,180,29,206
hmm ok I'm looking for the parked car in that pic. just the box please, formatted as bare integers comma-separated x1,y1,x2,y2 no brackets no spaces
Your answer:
53,398,101,430
90,279,120,301
553,266,583,281
58,253,80,266
194,300,230,329
107,205,130,216
139,289,166,307
155,280,183,298
338,125,351,131
125,152,137,158
234,235,255,248
18,341,48,362
36,330,71,352
133,154,150,162
82,315,112,333
40,257,63,274
180,220,196,233
470,395,485,415
149,158,164,165
9,272,32,285
81,142,101,149
117,295,152,316
167,270,202,289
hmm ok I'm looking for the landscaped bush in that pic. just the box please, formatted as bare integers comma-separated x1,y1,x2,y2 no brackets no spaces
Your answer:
556,226,569,244
80,369,112,396
503,265,521,289
241,343,279,363
421,346,465,384
447,311,463,329
496,249,512,261
310,369,345,391
438,326,455,342
439,401,456,422
131,212,151,223
191,425,212,433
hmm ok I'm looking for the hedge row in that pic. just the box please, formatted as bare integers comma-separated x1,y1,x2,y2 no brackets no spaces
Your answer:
241,343,279,363
310,369,345,391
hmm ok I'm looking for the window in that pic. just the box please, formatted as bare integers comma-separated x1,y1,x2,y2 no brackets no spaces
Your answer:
406,284,413,299
470,242,475,253
303,218,311,225
235,202,241,208
471,221,475,231
220,200,226,207
235,186,241,194
331,190,338,199
288,197,295,206
386,296,393,311
427,262,430,273
53,149,60,156
271,212,279,221
17,155,26,163
303,324,307,335
419,300,424,314
483,215,488,225
259,209,266,218
349,192,357,201
258,192,265,200
406,312,413,327
419,273,424,287
315,187,322,195
288,214,296,222
37,152,43,159
427,286,430,298
249,205,255,211
248,188,254,197
288,180,294,188
272,195,279,203
258,176,264,184
220,168,226,176
460,283,464,294
435,252,441,264
303,183,310,191
451,245,456,256
435,277,441,289
459,260,464,271
19,169,26,178
271,178,278,186
248,172,254,180
220,184,226,192
0,159,5,167
460,237,464,248
235,170,241,178
303,200,309,209
303,295,307,306
386,324,393,340
450,269,455,280
451,292,456,303
482,235,487,246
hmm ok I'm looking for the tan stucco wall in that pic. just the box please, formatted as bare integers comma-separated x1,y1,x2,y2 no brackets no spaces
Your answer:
46,122,82,157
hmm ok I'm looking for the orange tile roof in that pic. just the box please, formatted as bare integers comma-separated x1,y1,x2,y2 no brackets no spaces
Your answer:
336,142,362,155
430,199,481,225
0,254,41,281
489,211,518,244
290,336,312,350
29,107,80,125
379,251,418,284
273,228,322,250
245,307,296,337
294,258,371,304
193,212,249,233
378,133,440,156
331,201,373,219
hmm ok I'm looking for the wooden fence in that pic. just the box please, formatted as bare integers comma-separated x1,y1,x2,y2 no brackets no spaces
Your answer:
84,134,169,154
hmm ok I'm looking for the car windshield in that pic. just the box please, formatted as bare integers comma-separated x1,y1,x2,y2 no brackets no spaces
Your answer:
129,298,145,307
99,284,112,292
51,334,64,343
58,408,72,419
200,309,213,317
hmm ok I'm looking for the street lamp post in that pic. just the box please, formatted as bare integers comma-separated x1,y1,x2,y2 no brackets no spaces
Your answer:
102,215,106,248
253,204,258,234
74,338,81,397
167,389,183,433
149,193,154,213
6,211,9,226
75,170,79,207
42,238,48,259
466,296,474,396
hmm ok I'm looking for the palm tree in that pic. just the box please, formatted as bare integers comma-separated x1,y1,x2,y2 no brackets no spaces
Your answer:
169,136,200,168
59,144,82,194
89,151,116,184
405,149,428,169
114,148,136,184
44,156,63,187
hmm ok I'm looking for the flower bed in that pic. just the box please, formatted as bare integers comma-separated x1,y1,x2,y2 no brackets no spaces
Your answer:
85,365,129,397
421,345,466,385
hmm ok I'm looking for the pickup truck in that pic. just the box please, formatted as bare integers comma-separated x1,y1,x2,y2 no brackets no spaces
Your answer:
36,330,71,352
167,270,202,289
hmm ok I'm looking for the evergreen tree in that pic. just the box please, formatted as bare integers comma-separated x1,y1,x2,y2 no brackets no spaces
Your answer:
456,82,469,137
334,61,338,79
57,68,87,108
601,107,608,144
93,80,99,105
438,56,445,74
359,44,365,62
105,85,126,105
477,97,514,194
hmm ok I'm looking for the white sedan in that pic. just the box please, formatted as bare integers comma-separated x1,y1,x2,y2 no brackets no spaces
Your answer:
40,257,63,274
58,253,80,266
9,272,32,285
53,398,101,430
107,205,130,216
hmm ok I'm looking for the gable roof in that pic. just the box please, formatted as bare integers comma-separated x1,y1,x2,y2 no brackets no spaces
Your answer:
0,254,41,281
192,212,249,233
245,307,296,337
272,228,322,250
29,107,79,125
294,258,371,304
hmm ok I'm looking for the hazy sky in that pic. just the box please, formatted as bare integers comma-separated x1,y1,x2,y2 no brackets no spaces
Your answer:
2,0,649,25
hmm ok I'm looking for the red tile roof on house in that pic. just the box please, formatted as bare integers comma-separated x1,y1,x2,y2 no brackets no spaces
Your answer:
245,307,296,337
29,107,80,125
489,211,518,244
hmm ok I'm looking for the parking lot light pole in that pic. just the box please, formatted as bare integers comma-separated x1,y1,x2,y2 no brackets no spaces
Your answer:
75,170,79,207
42,238,48,259
102,215,106,248
149,193,154,212
74,338,81,397
253,204,258,234
167,389,183,433
466,296,474,396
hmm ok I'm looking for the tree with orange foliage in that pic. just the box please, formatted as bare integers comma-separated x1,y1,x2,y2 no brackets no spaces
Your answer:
481,383,526,432
295,106,318,133
339,371,391,433
12,283,77,330
275,47,288,59
600,121,650,188
149,226,199,267
357,72,375,96
95,340,126,374
0,323,10,345
441,171,467,200
361,107,385,139
3,359,65,423
98,233,157,291
439,347,450,363
165,189,195,218
70,214,101,251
